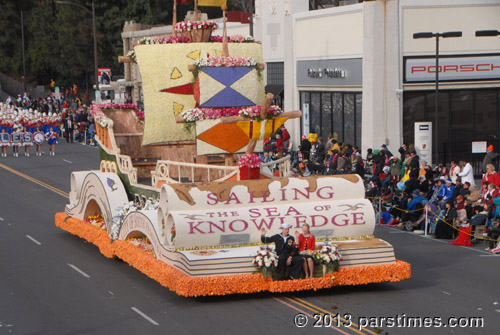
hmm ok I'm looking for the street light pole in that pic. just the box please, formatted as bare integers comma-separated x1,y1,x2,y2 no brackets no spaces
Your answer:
21,10,26,93
413,31,462,165
92,1,99,92
55,0,99,96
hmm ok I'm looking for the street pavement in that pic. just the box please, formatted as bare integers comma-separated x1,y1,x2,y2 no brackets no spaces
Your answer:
0,141,498,335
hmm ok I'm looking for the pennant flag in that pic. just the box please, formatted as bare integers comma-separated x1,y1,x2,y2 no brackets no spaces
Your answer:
227,11,253,24
237,117,288,141
227,11,242,22
176,0,194,5
198,0,227,7
241,12,252,24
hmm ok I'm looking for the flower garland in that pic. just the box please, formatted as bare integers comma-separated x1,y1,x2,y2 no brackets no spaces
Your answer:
110,200,159,240
210,35,255,43
238,153,262,169
55,213,412,297
139,36,191,45
89,103,144,123
239,105,282,121
126,50,137,63
180,106,282,123
175,20,218,33
195,56,257,68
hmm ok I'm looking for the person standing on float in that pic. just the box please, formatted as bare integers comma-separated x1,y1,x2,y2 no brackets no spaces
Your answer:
46,127,58,156
0,128,9,157
33,126,45,156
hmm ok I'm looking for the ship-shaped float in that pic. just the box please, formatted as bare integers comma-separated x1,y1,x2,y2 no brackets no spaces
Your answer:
55,4,410,297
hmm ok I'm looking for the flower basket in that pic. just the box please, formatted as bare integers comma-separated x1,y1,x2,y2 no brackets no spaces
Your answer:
240,167,260,180
181,27,214,42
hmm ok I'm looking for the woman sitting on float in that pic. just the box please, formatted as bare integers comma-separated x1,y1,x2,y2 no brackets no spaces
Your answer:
295,223,316,279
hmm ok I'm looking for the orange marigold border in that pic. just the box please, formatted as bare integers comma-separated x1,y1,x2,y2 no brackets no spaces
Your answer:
55,213,411,297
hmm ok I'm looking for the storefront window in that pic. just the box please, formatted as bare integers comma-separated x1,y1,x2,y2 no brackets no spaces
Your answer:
475,90,497,134
332,93,343,142
402,91,425,147
321,93,332,142
450,90,473,139
310,93,321,135
344,93,355,146
300,91,362,147
355,94,362,147
427,91,449,153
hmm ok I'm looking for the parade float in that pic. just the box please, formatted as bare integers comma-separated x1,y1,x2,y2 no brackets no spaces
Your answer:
54,2,410,297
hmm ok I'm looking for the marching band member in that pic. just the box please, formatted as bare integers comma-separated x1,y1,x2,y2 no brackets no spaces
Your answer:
33,126,45,156
0,128,9,157
22,126,33,157
11,125,22,157
46,126,58,156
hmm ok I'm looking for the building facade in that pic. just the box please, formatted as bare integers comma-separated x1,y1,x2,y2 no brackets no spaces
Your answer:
255,0,500,168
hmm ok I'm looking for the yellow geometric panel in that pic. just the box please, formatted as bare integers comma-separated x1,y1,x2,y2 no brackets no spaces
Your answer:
187,50,201,60
170,67,182,79
173,102,184,116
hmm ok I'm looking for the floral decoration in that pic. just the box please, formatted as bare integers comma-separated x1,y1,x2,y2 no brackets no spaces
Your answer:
210,35,255,43
180,105,281,123
195,56,257,68
55,213,114,258
89,103,144,124
86,212,106,230
139,36,191,45
180,108,205,122
55,213,412,297
238,153,262,168
253,246,278,268
239,105,282,121
127,236,154,254
313,243,342,273
110,200,159,240
126,50,137,63
175,20,218,33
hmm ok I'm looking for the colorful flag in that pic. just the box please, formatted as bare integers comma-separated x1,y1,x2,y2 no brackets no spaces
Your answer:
227,11,253,23
198,0,227,7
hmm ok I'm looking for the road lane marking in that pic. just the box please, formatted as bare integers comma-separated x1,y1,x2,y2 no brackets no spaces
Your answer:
0,163,69,198
495,310,500,313
62,159,72,164
273,297,354,334
0,217,4,221
108,291,114,295
442,291,451,295
68,263,90,278
131,307,159,326
285,296,376,335
26,235,42,246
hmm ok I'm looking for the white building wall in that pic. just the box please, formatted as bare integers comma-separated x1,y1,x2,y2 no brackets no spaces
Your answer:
402,0,500,55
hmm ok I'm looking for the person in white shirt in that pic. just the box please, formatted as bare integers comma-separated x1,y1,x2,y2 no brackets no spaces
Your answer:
458,159,475,186
449,160,460,183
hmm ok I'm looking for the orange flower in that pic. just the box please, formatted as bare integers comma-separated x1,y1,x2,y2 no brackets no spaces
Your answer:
55,213,412,297
55,213,114,258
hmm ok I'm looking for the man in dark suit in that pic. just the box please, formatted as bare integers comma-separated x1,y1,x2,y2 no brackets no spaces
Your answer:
261,224,304,280
64,116,74,143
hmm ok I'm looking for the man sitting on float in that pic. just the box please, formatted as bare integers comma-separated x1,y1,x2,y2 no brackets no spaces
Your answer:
261,224,304,280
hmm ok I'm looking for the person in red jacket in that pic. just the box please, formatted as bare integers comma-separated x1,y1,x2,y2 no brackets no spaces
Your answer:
295,224,316,279
481,164,500,193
